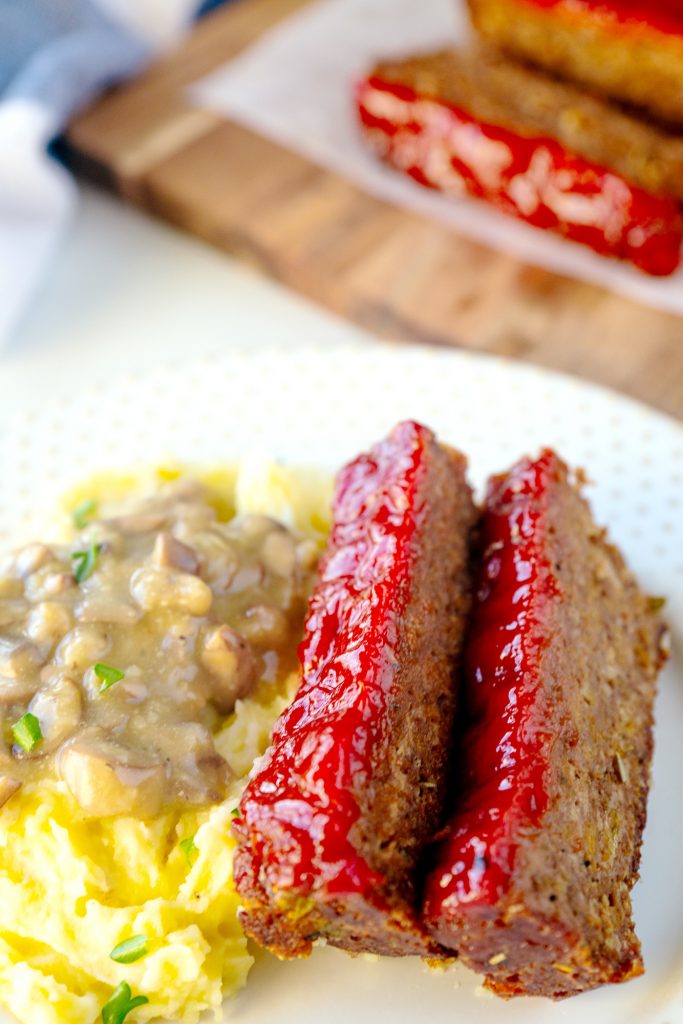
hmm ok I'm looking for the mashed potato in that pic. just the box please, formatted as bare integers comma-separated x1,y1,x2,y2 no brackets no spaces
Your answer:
0,460,332,1024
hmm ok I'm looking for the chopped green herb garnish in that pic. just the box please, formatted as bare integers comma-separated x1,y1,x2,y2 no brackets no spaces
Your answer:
72,498,97,530
101,982,149,1024
614,751,629,784
95,663,125,693
230,807,240,819
179,836,198,867
11,712,42,753
71,542,101,583
109,935,148,964
648,595,667,612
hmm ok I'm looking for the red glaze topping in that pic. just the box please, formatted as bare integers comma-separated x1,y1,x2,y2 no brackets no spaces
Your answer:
423,451,562,924
234,421,431,905
357,77,682,276
521,0,683,39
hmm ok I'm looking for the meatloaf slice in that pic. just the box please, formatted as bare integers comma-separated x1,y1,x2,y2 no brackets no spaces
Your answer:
467,0,683,127
356,48,683,275
421,450,667,997
233,421,477,958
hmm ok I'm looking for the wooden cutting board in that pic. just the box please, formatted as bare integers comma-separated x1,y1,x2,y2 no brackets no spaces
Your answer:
63,0,683,419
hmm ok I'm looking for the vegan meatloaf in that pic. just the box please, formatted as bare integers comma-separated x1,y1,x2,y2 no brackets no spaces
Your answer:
467,0,683,127
357,48,683,275
233,421,477,958
364,47,683,201
422,450,667,998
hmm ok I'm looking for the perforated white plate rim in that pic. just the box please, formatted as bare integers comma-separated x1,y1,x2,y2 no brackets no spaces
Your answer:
0,342,681,1024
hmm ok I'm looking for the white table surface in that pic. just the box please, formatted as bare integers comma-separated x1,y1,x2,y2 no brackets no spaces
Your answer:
0,185,368,430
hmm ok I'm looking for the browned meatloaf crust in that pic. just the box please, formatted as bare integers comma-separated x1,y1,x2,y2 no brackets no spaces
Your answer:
467,0,683,126
422,451,668,998
233,422,477,957
371,47,683,201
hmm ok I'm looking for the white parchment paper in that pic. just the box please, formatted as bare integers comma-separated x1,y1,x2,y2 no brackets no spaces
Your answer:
191,0,683,315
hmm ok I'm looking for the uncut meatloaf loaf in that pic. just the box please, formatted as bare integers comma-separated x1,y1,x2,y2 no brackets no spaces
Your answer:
357,48,683,275
422,450,667,998
468,0,683,127
233,421,477,957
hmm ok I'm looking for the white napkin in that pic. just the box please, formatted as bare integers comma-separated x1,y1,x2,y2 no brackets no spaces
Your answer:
192,0,683,316
0,0,203,350
0,100,77,348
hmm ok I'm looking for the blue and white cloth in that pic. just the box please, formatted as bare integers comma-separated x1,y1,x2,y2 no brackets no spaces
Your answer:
0,0,227,346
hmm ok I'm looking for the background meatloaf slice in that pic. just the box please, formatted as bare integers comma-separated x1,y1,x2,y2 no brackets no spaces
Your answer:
233,421,477,958
467,0,683,127
366,47,683,202
422,450,667,998
357,51,683,276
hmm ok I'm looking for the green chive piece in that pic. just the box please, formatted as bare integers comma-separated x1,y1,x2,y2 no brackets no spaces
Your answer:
179,836,198,867
11,712,42,753
101,982,149,1024
73,498,97,530
95,663,125,693
71,542,101,583
230,807,240,819
110,935,148,964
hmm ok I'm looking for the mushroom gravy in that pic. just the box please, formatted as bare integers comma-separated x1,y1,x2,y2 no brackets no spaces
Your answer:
0,480,319,818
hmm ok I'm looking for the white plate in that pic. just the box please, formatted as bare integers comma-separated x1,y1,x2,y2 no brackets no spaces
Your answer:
0,343,682,1024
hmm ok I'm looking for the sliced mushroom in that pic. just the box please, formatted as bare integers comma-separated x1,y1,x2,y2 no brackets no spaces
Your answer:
107,512,167,535
296,538,320,572
0,600,29,628
56,625,111,672
0,637,45,679
239,604,290,650
14,543,54,577
59,729,165,818
0,775,21,810
171,501,216,532
236,515,283,540
117,668,148,704
42,572,75,597
152,532,199,575
29,675,81,753
189,532,238,592
261,531,297,578
227,563,264,594
25,569,75,602
130,565,213,616
0,676,39,704
26,601,74,646
200,626,259,712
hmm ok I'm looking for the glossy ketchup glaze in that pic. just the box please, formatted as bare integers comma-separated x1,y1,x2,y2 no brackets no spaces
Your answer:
357,77,683,277
423,451,562,926
522,0,683,38
233,421,430,906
